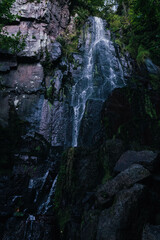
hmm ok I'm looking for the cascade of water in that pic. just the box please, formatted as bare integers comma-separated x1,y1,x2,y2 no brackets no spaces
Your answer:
33,170,49,203
71,17,125,147
38,175,58,214
23,215,35,239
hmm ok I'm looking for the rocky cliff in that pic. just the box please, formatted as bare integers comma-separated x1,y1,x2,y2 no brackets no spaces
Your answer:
0,0,71,238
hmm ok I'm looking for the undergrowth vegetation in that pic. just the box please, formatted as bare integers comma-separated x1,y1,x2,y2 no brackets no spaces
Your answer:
104,0,160,66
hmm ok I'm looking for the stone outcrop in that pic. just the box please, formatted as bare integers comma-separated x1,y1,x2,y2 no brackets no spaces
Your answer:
96,164,150,205
0,0,72,146
97,184,147,240
114,150,158,172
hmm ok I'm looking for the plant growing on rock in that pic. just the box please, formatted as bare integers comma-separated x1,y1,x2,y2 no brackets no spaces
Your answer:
0,0,26,53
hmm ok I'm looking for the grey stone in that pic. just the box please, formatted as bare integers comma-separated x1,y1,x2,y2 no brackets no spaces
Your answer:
81,210,99,240
97,184,146,240
1,63,44,92
0,56,17,73
50,41,62,61
114,150,158,172
2,22,51,59
96,164,150,205
39,100,71,146
11,0,52,22
0,93,9,128
53,69,63,94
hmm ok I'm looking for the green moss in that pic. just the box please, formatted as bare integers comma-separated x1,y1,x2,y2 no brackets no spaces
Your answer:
58,209,71,233
13,212,24,217
35,145,41,152
144,93,157,119
149,74,160,90
46,85,53,99
48,101,53,109
54,148,77,234
54,163,66,210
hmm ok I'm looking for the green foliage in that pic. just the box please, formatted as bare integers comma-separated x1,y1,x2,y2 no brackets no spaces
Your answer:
56,36,66,46
71,0,105,15
56,32,79,61
74,7,90,28
105,0,160,65
42,48,53,76
144,93,157,119
149,74,160,90
13,211,24,217
71,0,106,28
136,45,150,64
0,0,16,25
109,14,122,32
0,30,26,53
35,145,41,152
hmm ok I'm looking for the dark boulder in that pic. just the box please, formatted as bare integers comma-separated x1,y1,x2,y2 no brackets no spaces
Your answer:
114,150,158,173
96,164,150,206
142,224,160,240
99,139,125,174
80,210,99,240
97,184,147,240
78,99,104,147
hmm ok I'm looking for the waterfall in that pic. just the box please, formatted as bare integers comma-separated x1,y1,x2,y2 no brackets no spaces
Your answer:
38,175,58,214
71,17,125,147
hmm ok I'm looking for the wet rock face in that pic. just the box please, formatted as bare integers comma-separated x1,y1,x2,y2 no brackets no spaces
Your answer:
3,216,57,240
1,63,44,92
39,100,72,146
0,1,71,237
0,0,72,146
78,99,104,147
0,133,62,239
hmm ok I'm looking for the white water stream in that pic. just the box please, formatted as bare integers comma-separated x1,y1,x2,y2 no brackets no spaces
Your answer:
71,17,124,146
